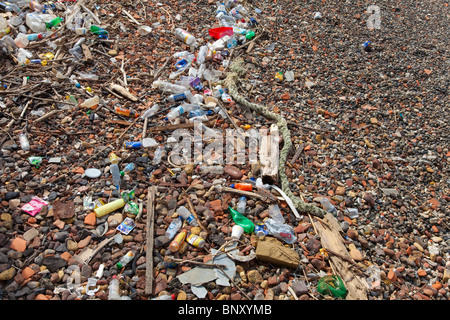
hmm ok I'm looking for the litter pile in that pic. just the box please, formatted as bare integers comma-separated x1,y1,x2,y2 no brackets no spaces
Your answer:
0,0,448,301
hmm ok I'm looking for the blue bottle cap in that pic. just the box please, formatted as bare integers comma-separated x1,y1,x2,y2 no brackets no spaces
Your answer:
230,184,235,188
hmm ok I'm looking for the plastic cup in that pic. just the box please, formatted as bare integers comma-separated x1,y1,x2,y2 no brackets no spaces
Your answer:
231,225,244,239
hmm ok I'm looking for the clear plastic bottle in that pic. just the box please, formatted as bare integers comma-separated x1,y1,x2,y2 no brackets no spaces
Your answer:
116,250,135,269
29,0,43,12
108,275,120,300
177,206,198,226
188,109,212,118
18,132,30,151
196,45,208,65
152,80,187,93
268,204,284,224
174,28,196,46
237,196,247,214
14,33,29,48
109,152,121,190
167,90,193,103
166,103,198,121
165,217,182,240
120,163,135,177
141,104,160,119
152,145,164,165
142,137,158,148
25,13,47,33
264,218,297,244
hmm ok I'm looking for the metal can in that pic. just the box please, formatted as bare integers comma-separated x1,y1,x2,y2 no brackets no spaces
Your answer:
254,222,268,238
124,141,142,149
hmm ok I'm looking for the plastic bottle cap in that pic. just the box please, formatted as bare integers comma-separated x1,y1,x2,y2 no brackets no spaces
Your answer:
116,262,123,269
230,184,235,188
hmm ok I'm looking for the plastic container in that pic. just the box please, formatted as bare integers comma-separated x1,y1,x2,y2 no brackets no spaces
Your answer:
174,28,196,46
14,33,29,48
228,206,254,233
116,251,134,269
264,218,297,244
26,13,46,33
152,80,187,93
230,183,252,191
27,33,45,41
167,90,193,103
177,206,198,226
188,109,212,118
208,26,233,39
108,275,120,300
141,104,160,119
169,229,187,252
152,145,164,165
18,132,30,151
186,234,205,248
75,27,87,35
120,163,135,177
80,96,99,109
29,0,43,12
231,225,244,239
90,25,108,35
115,106,138,117
165,217,182,240
45,16,62,29
166,103,198,121
237,196,246,214
268,204,284,224
109,152,121,190
94,198,125,218
124,141,142,149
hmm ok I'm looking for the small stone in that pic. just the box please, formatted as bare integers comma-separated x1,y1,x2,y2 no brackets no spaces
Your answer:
290,280,308,296
247,269,263,284
0,267,16,281
224,164,243,179
10,237,27,252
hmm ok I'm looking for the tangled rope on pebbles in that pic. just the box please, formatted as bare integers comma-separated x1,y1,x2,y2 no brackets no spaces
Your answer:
224,58,326,219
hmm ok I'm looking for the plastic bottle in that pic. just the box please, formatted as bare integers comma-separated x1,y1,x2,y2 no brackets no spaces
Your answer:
216,2,227,14
115,106,138,118
196,45,208,65
25,13,46,33
14,33,29,48
141,104,160,119
120,163,135,177
116,250,135,269
80,95,99,109
151,294,175,300
268,204,284,224
109,152,121,190
29,0,43,11
264,218,297,244
177,206,198,226
45,16,62,29
18,132,30,151
166,103,198,121
152,145,164,165
237,196,246,214
228,206,254,233
108,275,120,300
174,28,196,46
169,229,187,252
165,217,182,240
0,1,20,12
186,234,205,248
188,109,212,118
152,80,187,93
27,32,45,41
320,197,337,215
75,27,87,35
90,25,108,35
230,182,252,191
94,198,125,218
167,90,194,103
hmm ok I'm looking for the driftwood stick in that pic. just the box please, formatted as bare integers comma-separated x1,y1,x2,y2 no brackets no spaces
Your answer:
144,186,157,295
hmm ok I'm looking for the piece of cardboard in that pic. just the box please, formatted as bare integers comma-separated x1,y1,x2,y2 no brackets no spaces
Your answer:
255,237,300,268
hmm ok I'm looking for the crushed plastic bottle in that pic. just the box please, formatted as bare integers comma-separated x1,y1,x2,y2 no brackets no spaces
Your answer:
152,80,187,93
237,196,247,214
141,104,160,119
109,152,121,190
264,218,297,244
228,207,254,233
268,204,284,224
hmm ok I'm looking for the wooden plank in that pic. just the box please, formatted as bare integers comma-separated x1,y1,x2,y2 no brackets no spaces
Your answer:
314,212,368,300
144,186,157,295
